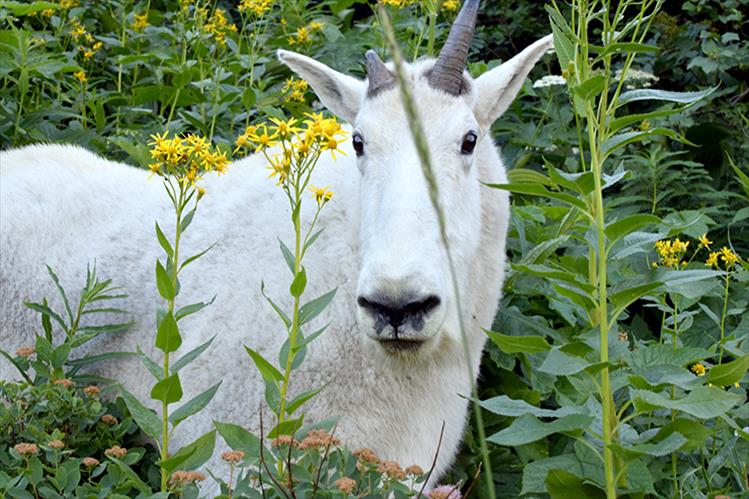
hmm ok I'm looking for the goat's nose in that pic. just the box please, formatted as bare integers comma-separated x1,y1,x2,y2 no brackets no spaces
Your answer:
357,294,441,330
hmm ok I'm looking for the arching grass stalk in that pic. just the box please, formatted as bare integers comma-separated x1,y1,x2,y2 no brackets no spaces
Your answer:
377,6,495,499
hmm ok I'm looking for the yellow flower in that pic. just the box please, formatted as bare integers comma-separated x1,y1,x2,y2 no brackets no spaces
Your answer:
654,238,689,269
132,13,149,32
74,70,87,83
706,251,719,268
83,49,94,59
719,246,739,268
380,0,417,7
690,363,706,376
309,185,333,204
247,124,279,152
309,21,323,31
698,233,712,249
269,117,301,138
442,0,459,11
238,0,273,16
295,26,310,44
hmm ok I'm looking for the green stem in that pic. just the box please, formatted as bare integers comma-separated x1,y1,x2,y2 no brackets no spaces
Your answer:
718,274,730,363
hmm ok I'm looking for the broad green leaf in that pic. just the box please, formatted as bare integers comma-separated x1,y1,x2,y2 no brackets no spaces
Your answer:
155,260,174,300
214,421,262,456
480,395,586,418
614,432,688,457
172,335,216,373
609,282,662,320
170,381,222,426
264,379,280,413
298,288,337,325
488,413,594,446
605,214,660,250
175,296,216,321
505,168,554,187
107,457,151,494
150,373,183,404
545,469,602,498
513,264,596,293
268,416,304,438
631,386,743,419
136,347,162,380
609,106,700,134
159,430,216,472
119,389,161,439
1,1,59,16
244,345,283,382
545,5,575,70
572,74,606,101
484,330,551,354
655,419,711,451
706,354,749,387
618,87,715,106
627,344,713,368
628,364,704,391
155,311,181,353
290,266,307,297
521,454,580,496
486,183,590,216
155,222,173,258
538,348,590,376
601,128,694,158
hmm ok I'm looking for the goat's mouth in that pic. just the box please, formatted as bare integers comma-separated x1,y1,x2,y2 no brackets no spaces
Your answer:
378,338,425,353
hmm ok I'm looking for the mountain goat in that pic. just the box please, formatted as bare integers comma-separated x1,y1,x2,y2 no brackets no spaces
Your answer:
0,0,551,487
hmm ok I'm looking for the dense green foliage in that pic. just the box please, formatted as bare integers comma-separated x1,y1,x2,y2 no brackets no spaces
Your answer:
1,0,748,497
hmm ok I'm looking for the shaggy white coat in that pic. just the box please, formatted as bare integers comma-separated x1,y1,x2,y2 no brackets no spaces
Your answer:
0,36,551,486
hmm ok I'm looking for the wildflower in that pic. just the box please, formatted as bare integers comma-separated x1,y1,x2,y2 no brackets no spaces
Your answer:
15,346,35,357
247,124,279,152
406,464,424,476
54,378,75,388
706,251,719,268
295,26,311,45
83,49,94,59
221,450,245,463
532,75,567,88
104,446,127,459
698,233,712,249
691,363,706,376
378,460,406,480
615,68,659,89
353,447,379,464
427,485,462,499
71,21,86,41
74,70,87,83
14,443,39,457
719,246,739,268
169,470,206,486
655,238,689,269
335,477,356,494
269,117,301,139
443,0,459,11
82,457,100,468
48,439,65,450
298,429,340,450
270,435,297,447
203,8,237,47
132,13,149,32
309,21,323,31
380,0,418,7
309,185,333,205
238,0,273,17
101,414,118,425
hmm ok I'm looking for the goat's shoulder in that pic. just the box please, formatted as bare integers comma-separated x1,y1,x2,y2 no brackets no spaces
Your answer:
1,143,140,177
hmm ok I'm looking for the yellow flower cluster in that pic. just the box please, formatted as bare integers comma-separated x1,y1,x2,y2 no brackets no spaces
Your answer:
286,21,323,46
380,0,419,7
74,70,87,83
309,185,333,205
238,0,273,17
70,19,103,58
443,0,459,11
706,246,740,270
654,238,690,269
203,8,237,47
235,113,347,190
148,132,228,190
690,363,706,376
282,77,309,103
132,13,149,32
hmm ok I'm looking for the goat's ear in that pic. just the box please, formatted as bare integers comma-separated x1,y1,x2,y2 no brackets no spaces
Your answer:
472,35,553,128
277,50,366,123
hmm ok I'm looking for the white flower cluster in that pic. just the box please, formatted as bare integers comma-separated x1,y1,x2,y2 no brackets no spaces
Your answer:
615,68,659,89
532,75,567,88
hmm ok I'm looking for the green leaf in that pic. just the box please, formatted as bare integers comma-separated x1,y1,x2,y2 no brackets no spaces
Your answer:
66,351,136,369
155,311,181,354
609,282,662,320
631,386,743,419
180,207,196,233
592,41,659,60
488,413,594,446
119,389,161,439
107,457,151,494
172,335,216,373
572,74,606,101
170,381,222,427
484,330,551,354
45,265,73,325
155,222,173,258
150,373,183,404
136,347,162,380
538,348,590,376
545,5,575,70
278,238,295,273
628,364,704,391
155,260,174,300
1,1,60,16
605,214,660,250
513,264,596,293
627,344,713,368
521,454,580,496
601,128,694,158
609,106,700,134
706,354,749,387
244,345,283,382
614,432,688,457
290,267,307,298
214,421,262,456
24,301,66,331
505,168,554,187
298,288,337,325
268,416,304,438
480,395,586,418
175,296,216,321
261,281,291,328
179,243,215,271
159,430,216,472
655,419,711,451
285,384,327,415
303,229,324,253
618,87,715,106
485,183,590,216
545,469,602,498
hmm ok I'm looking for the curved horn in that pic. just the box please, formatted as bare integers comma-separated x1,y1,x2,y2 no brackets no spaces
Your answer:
365,49,394,97
428,0,480,95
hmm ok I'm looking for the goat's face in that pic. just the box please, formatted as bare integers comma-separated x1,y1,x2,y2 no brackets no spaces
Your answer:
279,0,551,357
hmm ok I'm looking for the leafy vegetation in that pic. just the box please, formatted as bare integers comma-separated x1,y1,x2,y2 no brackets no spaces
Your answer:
1,0,747,497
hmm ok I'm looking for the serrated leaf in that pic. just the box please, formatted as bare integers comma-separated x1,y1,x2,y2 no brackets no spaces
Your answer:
155,311,181,353
244,345,283,382
170,381,222,427
484,329,551,354
488,413,594,446
150,373,183,404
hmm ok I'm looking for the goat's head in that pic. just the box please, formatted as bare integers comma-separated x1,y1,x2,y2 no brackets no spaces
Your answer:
278,0,551,357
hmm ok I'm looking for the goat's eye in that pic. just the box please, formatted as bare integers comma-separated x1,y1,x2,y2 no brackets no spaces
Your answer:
353,132,364,157
461,131,478,155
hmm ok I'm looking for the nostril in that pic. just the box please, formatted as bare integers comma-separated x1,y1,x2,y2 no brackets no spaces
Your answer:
357,293,441,329
412,295,441,315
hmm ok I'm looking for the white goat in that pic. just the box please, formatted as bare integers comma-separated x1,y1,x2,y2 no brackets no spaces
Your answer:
0,0,551,488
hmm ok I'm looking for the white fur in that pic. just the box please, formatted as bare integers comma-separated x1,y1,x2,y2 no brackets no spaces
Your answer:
0,35,551,489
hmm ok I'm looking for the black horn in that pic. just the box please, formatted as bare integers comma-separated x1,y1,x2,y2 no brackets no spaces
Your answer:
365,49,394,97
428,0,480,96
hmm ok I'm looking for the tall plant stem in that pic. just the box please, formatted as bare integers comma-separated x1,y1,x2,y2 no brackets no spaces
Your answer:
718,274,730,363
